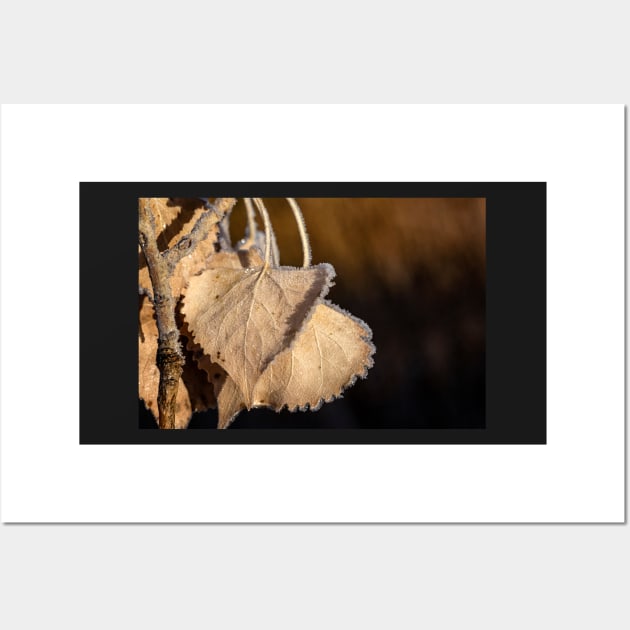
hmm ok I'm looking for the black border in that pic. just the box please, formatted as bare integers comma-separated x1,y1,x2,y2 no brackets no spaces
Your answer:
80,183,546,445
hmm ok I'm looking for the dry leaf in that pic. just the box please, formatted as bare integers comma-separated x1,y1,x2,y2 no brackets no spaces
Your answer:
180,320,219,407
182,249,261,429
187,335,246,429
198,301,375,429
184,249,262,429
251,301,375,412
214,370,247,429
201,247,264,274
182,261,335,406
180,345,218,414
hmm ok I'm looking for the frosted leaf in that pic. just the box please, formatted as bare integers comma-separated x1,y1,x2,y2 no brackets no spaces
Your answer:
186,324,246,430
181,250,256,429
215,372,247,429
182,347,242,430
182,261,335,406
251,301,375,412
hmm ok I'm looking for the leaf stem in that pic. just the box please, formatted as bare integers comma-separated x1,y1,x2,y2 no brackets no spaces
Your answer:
286,198,312,268
244,198,258,244
253,198,273,271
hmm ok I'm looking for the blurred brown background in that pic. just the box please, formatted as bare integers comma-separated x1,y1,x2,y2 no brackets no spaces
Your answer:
186,197,485,429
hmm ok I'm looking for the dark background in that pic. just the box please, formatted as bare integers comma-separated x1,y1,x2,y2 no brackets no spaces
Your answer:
81,183,546,444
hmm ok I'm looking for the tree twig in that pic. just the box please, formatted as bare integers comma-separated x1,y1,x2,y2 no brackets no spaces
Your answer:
138,199,185,429
139,197,237,428
164,197,237,269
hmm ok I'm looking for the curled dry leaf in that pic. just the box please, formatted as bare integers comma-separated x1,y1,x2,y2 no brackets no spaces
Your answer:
182,260,335,406
251,301,375,412
179,345,218,415
185,331,216,385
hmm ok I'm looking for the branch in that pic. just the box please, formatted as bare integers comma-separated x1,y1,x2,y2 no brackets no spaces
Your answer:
139,197,236,428
164,197,237,269
138,199,184,429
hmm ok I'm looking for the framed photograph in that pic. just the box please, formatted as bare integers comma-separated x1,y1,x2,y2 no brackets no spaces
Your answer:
81,182,545,445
